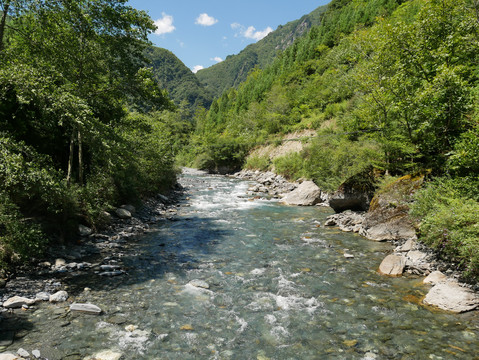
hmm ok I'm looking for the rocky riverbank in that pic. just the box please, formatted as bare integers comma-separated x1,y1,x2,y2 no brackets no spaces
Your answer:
0,183,185,359
235,169,479,314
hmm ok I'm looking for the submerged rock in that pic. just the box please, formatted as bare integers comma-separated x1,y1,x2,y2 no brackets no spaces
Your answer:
84,350,123,360
188,279,210,289
281,181,322,206
378,254,405,276
70,303,102,315
423,282,479,313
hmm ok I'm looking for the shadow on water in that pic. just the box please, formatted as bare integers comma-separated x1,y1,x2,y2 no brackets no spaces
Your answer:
64,214,232,294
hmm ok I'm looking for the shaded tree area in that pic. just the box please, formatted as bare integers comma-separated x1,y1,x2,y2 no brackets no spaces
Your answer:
0,0,190,269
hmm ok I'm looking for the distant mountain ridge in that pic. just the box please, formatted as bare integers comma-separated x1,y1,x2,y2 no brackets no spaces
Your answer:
195,5,327,98
145,47,213,110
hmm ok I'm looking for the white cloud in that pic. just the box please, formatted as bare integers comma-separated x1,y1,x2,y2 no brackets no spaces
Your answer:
211,56,223,63
195,13,218,26
244,25,273,41
192,65,204,73
154,13,175,35
231,23,273,41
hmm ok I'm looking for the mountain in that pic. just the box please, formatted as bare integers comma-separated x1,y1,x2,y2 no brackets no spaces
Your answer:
146,46,213,109
195,5,327,98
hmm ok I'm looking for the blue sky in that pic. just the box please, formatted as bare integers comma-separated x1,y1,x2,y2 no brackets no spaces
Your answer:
128,1,331,73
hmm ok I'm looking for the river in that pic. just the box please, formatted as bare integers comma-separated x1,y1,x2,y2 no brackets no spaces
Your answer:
5,171,479,359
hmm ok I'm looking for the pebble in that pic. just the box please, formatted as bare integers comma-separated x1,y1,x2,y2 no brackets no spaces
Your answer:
17,349,29,358
32,350,41,358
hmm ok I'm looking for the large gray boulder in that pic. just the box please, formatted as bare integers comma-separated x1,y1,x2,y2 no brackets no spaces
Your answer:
360,174,424,242
281,181,322,206
423,282,479,313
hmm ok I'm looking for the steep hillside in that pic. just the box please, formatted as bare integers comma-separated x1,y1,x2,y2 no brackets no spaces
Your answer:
195,5,327,98
146,46,213,109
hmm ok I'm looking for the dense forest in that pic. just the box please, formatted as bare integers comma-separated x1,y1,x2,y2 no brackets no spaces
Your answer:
185,0,479,280
196,4,327,98
0,0,191,270
146,46,213,111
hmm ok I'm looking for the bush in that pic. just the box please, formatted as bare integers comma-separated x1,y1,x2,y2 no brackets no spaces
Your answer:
411,179,479,281
0,192,46,268
244,155,271,171
302,136,382,191
273,152,305,180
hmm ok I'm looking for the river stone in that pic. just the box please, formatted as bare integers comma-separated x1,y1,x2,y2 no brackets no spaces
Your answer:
378,254,405,276
423,282,479,313
79,224,92,237
423,271,447,285
115,208,131,219
281,181,322,206
84,350,123,360
121,204,136,214
395,239,416,252
35,292,50,301
49,290,69,303
70,303,102,315
55,258,67,268
188,279,210,289
17,349,29,358
3,296,36,309
0,353,22,360
31,350,40,359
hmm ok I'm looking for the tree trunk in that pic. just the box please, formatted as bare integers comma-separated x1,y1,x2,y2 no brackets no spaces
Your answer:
0,1,11,53
66,130,75,186
78,129,83,184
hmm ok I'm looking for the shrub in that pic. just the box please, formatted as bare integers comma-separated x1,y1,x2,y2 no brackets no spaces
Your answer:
273,152,305,180
244,155,271,171
411,179,479,281
0,192,46,268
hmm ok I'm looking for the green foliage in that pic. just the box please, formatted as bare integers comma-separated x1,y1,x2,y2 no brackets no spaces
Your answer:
411,179,479,281
302,137,382,191
0,192,46,268
196,5,328,97
0,1,182,270
146,46,213,110
273,153,305,181
244,155,271,172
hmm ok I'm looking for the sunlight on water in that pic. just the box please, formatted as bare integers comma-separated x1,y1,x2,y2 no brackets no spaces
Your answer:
7,173,479,359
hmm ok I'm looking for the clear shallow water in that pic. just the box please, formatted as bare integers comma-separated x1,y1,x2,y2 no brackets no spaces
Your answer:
7,173,479,359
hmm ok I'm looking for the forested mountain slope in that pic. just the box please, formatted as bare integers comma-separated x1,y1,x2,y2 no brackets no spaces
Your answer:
185,0,479,280
146,46,213,110
195,4,327,98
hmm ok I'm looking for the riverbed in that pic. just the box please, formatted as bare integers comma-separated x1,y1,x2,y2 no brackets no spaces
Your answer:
4,171,479,359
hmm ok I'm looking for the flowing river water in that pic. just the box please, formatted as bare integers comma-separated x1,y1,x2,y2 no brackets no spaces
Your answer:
5,171,479,359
